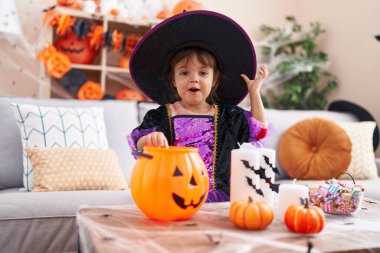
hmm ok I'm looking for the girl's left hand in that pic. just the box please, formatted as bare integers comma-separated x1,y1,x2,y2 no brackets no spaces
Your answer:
241,65,268,94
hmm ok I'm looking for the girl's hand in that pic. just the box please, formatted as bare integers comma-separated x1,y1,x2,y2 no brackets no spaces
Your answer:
241,65,268,94
141,132,169,148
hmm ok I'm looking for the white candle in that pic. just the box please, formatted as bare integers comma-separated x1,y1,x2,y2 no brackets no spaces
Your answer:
230,149,261,203
278,183,309,222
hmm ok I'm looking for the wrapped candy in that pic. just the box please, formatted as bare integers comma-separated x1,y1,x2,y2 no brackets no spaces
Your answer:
309,175,364,215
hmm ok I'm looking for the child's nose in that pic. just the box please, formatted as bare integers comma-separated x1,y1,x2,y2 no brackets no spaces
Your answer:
190,74,199,83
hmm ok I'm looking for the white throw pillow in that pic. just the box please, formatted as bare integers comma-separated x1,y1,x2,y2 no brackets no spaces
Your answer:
338,121,378,179
11,103,109,191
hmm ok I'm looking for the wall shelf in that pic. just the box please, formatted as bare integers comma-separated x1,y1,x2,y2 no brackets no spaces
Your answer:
50,7,157,99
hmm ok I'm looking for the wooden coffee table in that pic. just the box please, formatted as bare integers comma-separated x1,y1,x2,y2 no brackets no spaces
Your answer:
77,198,380,253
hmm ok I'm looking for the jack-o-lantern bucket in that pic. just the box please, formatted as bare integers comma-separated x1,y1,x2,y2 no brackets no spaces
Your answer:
130,146,209,221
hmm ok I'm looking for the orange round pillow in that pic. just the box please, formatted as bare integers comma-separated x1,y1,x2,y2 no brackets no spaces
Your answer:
278,118,352,180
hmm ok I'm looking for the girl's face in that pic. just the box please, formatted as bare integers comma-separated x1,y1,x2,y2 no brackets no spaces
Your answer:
173,54,215,110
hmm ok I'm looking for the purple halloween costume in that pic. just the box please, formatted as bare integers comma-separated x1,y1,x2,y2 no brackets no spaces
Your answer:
128,102,267,203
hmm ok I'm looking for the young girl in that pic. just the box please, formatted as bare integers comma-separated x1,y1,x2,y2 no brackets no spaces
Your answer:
128,11,268,202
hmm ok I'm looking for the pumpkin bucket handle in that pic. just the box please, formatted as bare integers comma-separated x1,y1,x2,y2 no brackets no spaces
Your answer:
336,172,356,185
132,150,153,159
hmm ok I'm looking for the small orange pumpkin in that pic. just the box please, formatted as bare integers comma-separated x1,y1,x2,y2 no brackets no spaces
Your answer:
285,198,325,234
77,81,104,100
172,0,203,15
230,197,274,230
130,147,209,221
45,53,72,79
115,89,145,101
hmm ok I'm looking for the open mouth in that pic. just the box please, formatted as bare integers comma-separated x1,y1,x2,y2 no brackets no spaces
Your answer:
188,88,200,92
172,192,206,209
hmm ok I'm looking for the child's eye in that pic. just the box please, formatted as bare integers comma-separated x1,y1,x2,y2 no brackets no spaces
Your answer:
179,71,188,76
200,71,208,76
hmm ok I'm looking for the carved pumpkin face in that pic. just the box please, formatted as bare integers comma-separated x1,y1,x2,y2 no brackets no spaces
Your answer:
115,89,145,101
78,81,104,100
131,147,209,221
55,33,97,64
172,0,203,15
45,53,72,79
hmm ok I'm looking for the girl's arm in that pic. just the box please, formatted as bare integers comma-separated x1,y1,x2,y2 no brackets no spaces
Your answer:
241,65,268,124
128,106,171,153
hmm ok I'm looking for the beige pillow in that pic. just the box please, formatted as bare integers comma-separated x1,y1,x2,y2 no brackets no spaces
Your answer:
338,121,378,179
25,148,128,192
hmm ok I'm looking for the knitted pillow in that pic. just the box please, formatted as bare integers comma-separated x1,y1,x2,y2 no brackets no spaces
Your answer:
338,121,378,179
278,118,352,180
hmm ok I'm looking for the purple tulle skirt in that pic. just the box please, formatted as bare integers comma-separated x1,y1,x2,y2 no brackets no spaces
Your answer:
206,190,230,202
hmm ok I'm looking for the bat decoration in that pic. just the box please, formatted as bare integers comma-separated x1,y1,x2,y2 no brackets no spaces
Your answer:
270,183,280,193
241,159,279,193
241,159,255,171
263,155,280,175
246,176,264,197
257,167,280,193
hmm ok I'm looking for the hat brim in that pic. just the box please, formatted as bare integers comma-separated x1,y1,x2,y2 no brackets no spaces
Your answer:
130,10,256,105
328,100,379,151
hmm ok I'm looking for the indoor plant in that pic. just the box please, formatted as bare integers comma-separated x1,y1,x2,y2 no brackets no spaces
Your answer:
258,16,337,110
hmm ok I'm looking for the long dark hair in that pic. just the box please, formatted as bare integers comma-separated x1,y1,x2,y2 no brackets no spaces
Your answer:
165,48,223,104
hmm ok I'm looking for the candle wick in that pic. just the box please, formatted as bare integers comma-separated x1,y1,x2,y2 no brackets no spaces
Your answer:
237,142,241,148
293,179,297,184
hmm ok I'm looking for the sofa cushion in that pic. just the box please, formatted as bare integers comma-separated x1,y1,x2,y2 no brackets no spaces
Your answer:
0,97,138,190
338,121,378,179
0,188,133,219
11,103,109,191
278,118,352,180
26,148,128,191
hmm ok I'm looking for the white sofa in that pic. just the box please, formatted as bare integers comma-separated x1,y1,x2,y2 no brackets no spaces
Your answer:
0,96,379,253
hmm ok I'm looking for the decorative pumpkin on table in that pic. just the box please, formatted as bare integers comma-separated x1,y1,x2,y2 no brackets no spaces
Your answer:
55,33,97,64
130,147,209,221
230,197,274,230
285,198,325,234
